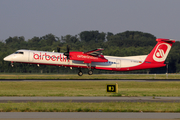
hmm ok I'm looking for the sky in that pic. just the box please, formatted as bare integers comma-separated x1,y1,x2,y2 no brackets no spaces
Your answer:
0,0,180,41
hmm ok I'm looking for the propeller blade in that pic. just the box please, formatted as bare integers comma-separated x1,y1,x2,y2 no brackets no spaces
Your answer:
57,47,60,53
67,45,69,53
64,45,70,59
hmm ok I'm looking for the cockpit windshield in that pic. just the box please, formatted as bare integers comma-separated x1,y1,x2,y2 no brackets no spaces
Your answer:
14,51,24,54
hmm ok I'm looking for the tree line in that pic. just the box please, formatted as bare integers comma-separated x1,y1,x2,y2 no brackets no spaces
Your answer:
0,30,179,74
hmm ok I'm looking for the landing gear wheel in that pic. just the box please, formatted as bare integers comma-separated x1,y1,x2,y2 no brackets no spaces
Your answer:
78,71,83,76
88,70,93,75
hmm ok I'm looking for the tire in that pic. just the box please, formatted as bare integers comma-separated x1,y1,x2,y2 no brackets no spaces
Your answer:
78,71,83,76
88,70,93,75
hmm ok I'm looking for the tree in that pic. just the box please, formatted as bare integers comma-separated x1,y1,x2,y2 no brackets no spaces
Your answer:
80,31,106,43
41,34,57,46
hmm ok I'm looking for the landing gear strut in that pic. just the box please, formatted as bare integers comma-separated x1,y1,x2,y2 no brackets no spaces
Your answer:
88,63,93,75
11,62,14,67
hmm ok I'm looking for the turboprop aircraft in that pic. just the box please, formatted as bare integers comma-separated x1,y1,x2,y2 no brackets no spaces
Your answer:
3,38,175,76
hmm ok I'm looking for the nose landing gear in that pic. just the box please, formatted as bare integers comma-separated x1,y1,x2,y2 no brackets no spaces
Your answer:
11,62,14,67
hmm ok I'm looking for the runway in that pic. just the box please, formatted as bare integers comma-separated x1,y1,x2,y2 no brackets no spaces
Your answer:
0,112,179,120
0,79,180,81
0,96,180,103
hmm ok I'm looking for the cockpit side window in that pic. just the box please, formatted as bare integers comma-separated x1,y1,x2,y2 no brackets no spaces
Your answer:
14,51,24,54
19,52,23,54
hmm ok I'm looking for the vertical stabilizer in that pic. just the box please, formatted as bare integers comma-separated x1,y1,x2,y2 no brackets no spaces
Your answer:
145,38,175,64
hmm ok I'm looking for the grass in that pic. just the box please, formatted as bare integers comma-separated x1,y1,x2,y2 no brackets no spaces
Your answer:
0,74,180,113
0,102,180,112
0,73,180,79
0,81,180,96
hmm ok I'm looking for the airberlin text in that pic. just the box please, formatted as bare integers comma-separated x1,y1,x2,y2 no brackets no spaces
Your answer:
33,53,69,62
77,55,98,59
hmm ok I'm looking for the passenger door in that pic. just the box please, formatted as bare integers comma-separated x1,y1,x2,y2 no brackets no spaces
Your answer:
116,59,121,70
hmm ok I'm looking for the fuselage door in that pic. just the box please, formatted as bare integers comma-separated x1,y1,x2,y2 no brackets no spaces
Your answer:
116,59,121,70
29,51,34,62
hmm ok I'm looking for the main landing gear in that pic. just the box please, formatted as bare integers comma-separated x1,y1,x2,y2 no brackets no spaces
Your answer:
78,63,93,76
78,70,83,76
87,63,93,75
78,69,93,76
88,70,93,75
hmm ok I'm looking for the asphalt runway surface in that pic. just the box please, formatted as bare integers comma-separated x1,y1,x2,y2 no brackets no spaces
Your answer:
0,112,180,120
1,96,180,103
0,79,180,81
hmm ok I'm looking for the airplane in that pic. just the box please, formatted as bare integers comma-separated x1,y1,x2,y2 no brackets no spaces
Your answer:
3,38,175,76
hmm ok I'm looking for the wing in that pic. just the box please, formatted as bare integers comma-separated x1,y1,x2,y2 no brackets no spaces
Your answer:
84,48,104,56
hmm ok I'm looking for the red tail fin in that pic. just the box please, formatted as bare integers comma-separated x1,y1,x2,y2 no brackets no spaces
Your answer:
145,38,175,64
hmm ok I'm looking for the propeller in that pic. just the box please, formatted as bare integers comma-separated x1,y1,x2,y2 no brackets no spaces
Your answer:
63,45,70,59
57,47,60,53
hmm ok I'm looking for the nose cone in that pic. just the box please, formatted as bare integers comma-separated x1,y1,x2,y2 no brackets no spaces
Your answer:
3,56,12,61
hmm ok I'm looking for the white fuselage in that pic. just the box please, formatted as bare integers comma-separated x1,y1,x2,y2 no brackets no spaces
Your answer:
4,38,175,74
4,49,147,71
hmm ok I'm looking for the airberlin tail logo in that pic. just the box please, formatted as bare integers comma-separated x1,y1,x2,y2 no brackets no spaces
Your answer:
155,49,165,58
153,43,171,62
